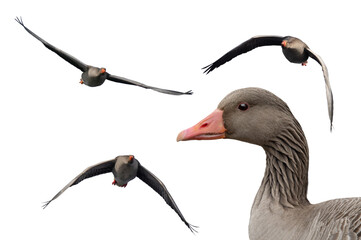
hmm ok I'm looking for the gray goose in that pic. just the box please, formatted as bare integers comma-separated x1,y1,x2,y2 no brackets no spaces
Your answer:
43,155,196,233
202,36,333,130
15,17,192,95
177,88,361,239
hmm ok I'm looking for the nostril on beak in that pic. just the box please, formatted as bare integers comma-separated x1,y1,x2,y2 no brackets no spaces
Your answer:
200,123,208,128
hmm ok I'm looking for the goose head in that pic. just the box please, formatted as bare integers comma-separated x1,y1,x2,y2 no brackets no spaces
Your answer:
177,87,296,147
281,36,306,49
112,155,139,187
81,66,108,87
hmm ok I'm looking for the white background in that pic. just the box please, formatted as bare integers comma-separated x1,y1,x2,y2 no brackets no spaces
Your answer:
1,1,361,239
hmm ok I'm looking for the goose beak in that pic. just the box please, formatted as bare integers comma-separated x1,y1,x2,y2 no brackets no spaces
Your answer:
128,155,134,163
281,40,287,47
177,109,226,141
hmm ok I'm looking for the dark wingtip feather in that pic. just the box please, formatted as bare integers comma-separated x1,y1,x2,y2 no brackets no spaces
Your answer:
186,223,199,234
202,64,214,74
185,90,193,95
41,200,52,209
15,16,23,26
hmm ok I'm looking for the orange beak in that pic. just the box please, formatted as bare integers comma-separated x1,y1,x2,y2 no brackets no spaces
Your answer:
177,109,226,141
281,40,287,47
101,68,106,73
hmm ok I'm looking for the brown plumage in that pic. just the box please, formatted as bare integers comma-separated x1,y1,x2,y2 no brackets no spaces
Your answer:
177,88,361,239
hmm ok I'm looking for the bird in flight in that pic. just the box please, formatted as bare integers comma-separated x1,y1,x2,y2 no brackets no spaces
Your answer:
15,17,192,96
42,155,197,233
202,35,333,130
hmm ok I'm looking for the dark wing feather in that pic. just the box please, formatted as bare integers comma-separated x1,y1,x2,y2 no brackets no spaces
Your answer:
42,159,116,209
202,35,284,74
106,74,193,95
305,48,334,130
15,17,88,72
137,164,197,232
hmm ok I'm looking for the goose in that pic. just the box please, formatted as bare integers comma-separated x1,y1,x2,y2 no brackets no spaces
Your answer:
202,36,333,130
43,155,196,233
15,17,192,96
177,87,360,239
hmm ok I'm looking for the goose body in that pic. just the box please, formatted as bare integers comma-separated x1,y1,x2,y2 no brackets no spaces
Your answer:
202,36,334,130
177,88,361,239
15,17,192,95
43,155,196,232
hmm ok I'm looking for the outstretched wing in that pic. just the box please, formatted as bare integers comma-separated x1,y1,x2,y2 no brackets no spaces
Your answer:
42,159,116,209
137,164,197,232
106,74,193,95
202,35,284,74
305,47,334,130
15,17,88,72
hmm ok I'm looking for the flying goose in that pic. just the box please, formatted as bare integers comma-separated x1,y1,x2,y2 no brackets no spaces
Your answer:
15,17,192,96
202,36,333,130
43,155,196,233
177,87,360,239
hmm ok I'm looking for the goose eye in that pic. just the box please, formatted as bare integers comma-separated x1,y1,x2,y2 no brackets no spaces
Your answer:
238,102,249,111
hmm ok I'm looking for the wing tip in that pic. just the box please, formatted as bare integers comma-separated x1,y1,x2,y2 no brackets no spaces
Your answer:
160,89,193,96
185,90,193,95
15,16,23,26
202,64,214,74
41,200,51,209
187,223,199,234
